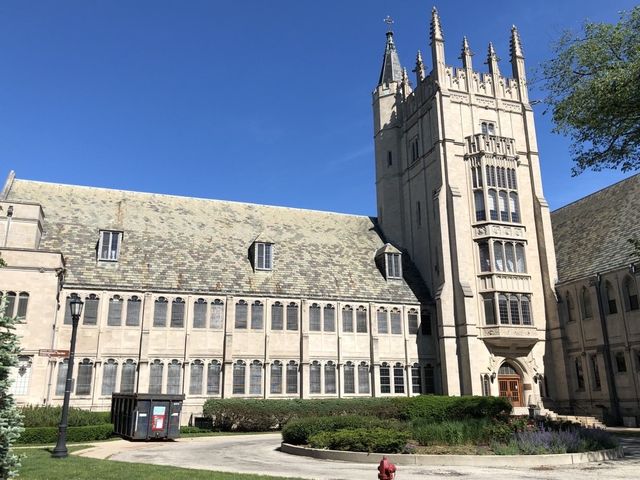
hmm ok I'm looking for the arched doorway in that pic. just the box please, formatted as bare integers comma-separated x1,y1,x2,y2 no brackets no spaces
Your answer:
498,362,522,407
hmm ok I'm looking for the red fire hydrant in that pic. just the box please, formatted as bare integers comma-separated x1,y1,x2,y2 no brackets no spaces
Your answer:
378,456,396,480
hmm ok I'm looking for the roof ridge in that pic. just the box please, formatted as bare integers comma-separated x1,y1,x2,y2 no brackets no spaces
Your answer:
551,173,640,214
11,177,377,220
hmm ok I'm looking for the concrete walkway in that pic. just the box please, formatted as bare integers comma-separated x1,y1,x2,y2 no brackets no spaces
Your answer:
76,433,640,480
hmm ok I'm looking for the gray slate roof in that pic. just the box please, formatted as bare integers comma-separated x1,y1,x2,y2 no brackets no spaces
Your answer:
551,174,640,284
5,178,428,303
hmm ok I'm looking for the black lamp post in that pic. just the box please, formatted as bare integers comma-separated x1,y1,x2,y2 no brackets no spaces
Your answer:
52,297,83,458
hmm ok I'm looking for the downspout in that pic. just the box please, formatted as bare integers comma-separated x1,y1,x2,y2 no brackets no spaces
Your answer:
592,273,622,424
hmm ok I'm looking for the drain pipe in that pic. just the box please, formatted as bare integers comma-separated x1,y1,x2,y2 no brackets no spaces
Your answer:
592,273,622,425
2,205,13,247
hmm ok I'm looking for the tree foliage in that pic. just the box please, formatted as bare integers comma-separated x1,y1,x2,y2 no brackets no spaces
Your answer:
541,7,640,175
0,258,23,478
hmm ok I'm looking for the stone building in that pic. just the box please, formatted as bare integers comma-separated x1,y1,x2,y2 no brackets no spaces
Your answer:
0,9,598,421
551,174,640,425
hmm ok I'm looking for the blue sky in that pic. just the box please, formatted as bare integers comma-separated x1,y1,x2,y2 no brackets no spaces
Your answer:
0,1,636,215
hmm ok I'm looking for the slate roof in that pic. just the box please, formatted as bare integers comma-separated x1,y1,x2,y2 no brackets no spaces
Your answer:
4,178,428,304
551,174,640,284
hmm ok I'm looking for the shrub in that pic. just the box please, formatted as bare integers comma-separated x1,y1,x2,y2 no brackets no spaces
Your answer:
180,426,213,434
411,419,491,445
309,428,410,453
494,427,619,455
16,424,114,445
282,415,401,445
20,406,111,428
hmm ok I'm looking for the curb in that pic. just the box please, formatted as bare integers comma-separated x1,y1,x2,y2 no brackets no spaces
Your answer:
280,443,624,467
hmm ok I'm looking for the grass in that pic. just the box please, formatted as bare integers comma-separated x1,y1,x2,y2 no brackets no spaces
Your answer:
16,446,302,480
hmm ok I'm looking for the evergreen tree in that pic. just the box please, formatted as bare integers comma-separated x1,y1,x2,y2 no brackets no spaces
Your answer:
0,257,23,479
541,7,640,175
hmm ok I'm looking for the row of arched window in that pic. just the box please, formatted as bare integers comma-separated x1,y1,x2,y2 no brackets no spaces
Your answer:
565,278,639,322
483,293,532,326
478,241,526,274
474,189,520,223
54,358,137,396
0,291,29,319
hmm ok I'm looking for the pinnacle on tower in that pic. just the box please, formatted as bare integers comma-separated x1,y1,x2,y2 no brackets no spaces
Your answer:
430,6,446,80
461,36,473,69
430,6,444,43
510,25,524,59
487,42,500,76
378,26,403,86
413,50,426,83
509,25,527,98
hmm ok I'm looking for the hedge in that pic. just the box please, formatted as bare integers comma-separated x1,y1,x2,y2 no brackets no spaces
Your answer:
282,415,403,445
20,405,111,428
202,396,511,431
308,428,410,454
16,424,114,445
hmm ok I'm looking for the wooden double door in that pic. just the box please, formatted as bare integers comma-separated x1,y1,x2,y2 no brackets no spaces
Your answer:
498,375,522,407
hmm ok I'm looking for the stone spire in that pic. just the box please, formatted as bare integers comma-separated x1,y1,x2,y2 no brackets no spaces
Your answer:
401,67,413,97
510,25,528,101
487,42,500,76
378,29,403,86
413,50,426,83
430,7,446,81
461,36,473,70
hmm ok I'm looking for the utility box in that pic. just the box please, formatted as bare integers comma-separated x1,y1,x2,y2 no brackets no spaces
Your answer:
111,393,184,440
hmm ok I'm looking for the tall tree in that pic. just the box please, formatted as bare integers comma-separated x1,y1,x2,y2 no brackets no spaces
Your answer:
0,256,23,479
541,7,640,175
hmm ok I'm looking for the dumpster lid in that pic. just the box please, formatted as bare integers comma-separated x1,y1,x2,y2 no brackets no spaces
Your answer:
111,393,186,401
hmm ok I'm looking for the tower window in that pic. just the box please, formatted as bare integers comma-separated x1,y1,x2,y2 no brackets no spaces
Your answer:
481,122,496,135
387,151,393,167
98,231,122,262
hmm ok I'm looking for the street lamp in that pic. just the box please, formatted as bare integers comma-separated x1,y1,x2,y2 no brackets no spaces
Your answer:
51,297,83,459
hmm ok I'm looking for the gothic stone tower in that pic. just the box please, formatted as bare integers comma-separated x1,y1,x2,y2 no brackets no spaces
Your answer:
373,8,569,408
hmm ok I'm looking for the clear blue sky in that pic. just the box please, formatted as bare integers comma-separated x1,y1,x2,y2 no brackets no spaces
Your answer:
0,1,636,215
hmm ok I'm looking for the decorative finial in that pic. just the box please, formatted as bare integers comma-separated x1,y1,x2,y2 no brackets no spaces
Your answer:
510,25,524,58
431,7,444,42
462,36,470,53
487,42,500,75
384,15,394,33
413,50,426,82
461,36,473,69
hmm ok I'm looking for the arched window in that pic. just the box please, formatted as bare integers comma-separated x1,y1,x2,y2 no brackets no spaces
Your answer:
270,361,283,394
582,288,593,318
566,293,575,322
210,299,224,329
488,189,498,220
189,360,204,395
343,362,355,394
4,291,16,317
11,355,32,396
624,277,639,311
393,363,405,394
424,364,436,394
575,358,585,389
309,361,321,394
515,244,526,273
63,293,79,325
76,359,93,395
479,242,491,272
153,297,168,327
83,294,100,325
505,243,516,272
408,309,419,334
233,360,246,394
380,362,391,394
493,242,505,272
171,298,185,328
324,361,336,394
166,360,182,394
605,282,617,315
55,359,68,396
509,193,520,223
521,296,532,325
498,363,518,376
474,191,486,221
251,301,264,330
271,301,284,330
483,294,496,325
235,300,248,329
342,305,354,332
107,296,123,326
249,360,263,395
358,362,370,394
323,304,335,332
377,308,388,334
193,299,207,328
101,359,118,396
286,303,299,331
286,361,298,394
498,295,509,324
411,363,422,394
356,306,368,333
309,303,321,331
149,360,163,394
16,292,29,319
510,296,520,324
390,308,402,334
498,191,509,221
507,168,517,189
207,360,221,395
126,296,141,326
481,122,488,135
120,359,136,393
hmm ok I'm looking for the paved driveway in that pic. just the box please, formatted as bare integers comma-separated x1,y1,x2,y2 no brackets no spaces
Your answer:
79,433,640,480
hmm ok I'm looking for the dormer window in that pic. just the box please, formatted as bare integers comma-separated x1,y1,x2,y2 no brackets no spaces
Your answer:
386,253,402,279
98,230,122,262
255,242,273,270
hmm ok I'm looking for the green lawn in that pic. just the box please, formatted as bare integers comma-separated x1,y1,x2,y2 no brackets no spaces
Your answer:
16,447,301,480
